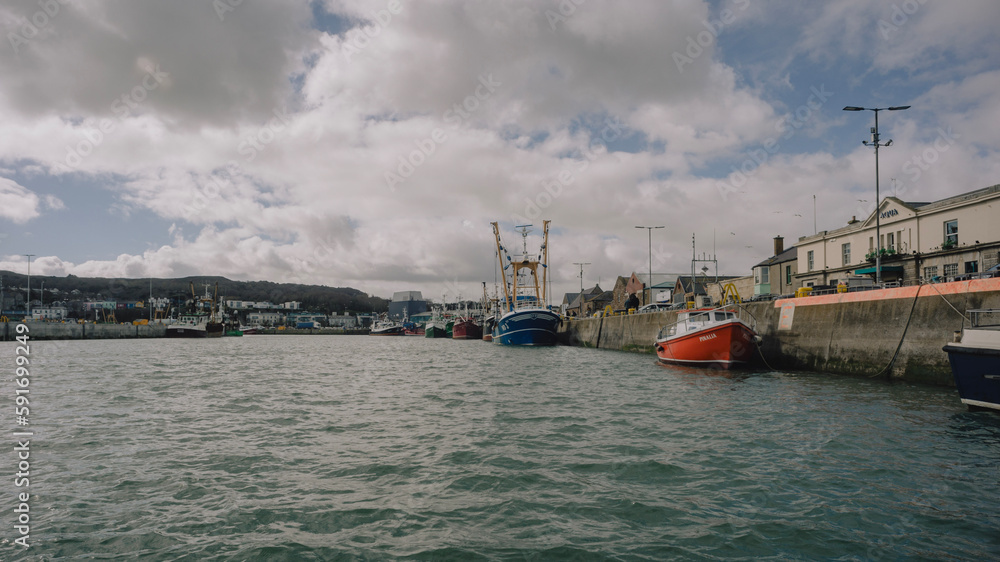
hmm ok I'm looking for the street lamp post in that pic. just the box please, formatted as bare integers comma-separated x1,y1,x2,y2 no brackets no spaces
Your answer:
573,262,590,315
23,254,34,319
635,226,664,305
843,105,910,285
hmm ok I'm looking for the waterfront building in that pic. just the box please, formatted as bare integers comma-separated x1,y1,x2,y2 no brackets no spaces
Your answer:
560,292,580,316
327,314,359,328
627,273,685,306
32,306,68,320
752,236,799,297
224,300,301,310
246,311,284,326
287,312,327,326
387,291,428,320
565,285,609,316
673,275,743,305
795,183,1000,288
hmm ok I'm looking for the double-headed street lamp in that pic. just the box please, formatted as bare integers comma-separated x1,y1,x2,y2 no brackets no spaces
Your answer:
843,105,910,284
23,254,34,319
635,225,664,305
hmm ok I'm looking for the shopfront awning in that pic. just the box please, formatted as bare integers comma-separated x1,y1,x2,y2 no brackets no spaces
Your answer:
854,265,904,275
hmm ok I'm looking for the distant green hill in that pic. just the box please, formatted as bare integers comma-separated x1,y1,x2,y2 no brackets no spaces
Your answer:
0,271,388,315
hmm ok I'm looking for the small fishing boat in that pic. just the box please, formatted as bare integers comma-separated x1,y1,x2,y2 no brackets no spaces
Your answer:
166,283,224,338
166,312,225,338
424,306,449,338
482,282,496,342
370,315,406,336
654,304,758,369
452,301,483,340
482,316,495,342
490,221,561,346
452,317,483,340
943,309,1000,411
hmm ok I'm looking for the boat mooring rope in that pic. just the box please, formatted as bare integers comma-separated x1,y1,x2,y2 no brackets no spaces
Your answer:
924,281,971,322
868,285,922,379
754,335,778,372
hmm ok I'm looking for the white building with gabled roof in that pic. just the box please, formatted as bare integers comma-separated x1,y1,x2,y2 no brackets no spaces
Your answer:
795,183,1000,288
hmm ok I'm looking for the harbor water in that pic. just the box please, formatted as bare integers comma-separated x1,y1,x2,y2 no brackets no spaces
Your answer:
3,335,1000,560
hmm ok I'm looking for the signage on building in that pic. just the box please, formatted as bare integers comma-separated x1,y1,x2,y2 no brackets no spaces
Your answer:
879,208,899,219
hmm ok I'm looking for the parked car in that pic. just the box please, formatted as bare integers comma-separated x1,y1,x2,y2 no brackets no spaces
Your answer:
637,303,673,313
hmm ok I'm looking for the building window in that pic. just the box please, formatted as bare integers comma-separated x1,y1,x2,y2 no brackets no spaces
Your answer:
887,232,895,251
842,243,851,266
944,220,958,246
965,261,978,274
869,236,874,251
944,263,958,278
924,266,938,280
785,265,792,285
755,266,769,284
807,250,814,271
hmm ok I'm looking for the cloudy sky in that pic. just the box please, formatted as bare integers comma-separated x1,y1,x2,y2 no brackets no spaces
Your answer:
1,0,999,302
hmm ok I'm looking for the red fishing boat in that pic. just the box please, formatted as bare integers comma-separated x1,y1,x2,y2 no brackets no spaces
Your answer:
452,317,483,340
654,305,759,369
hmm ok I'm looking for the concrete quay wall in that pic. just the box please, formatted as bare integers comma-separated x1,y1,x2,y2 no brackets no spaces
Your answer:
558,278,1000,386
0,322,167,341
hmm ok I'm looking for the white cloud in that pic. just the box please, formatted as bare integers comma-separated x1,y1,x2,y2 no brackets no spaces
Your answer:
0,178,41,223
0,0,998,300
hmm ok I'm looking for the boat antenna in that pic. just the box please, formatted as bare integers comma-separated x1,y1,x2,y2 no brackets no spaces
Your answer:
514,224,532,259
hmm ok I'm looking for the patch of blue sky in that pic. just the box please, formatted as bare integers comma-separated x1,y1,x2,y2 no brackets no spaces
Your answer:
566,113,647,154
310,1,353,36
2,167,175,262
498,127,549,149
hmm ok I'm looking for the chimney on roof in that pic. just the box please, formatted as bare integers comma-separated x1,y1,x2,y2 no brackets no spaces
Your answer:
848,216,859,224
773,235,784,256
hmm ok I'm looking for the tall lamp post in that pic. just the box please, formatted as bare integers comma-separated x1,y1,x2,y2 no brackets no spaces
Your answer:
23,254,34,319
635,226,664,305
572,262,590,316
843,105,910,284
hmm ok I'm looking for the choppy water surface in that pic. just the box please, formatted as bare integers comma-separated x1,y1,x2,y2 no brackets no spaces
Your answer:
3,335,1000,560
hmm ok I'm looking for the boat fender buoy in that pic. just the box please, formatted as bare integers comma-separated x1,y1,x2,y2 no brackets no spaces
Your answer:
654,344,663,353
752,335,763,345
